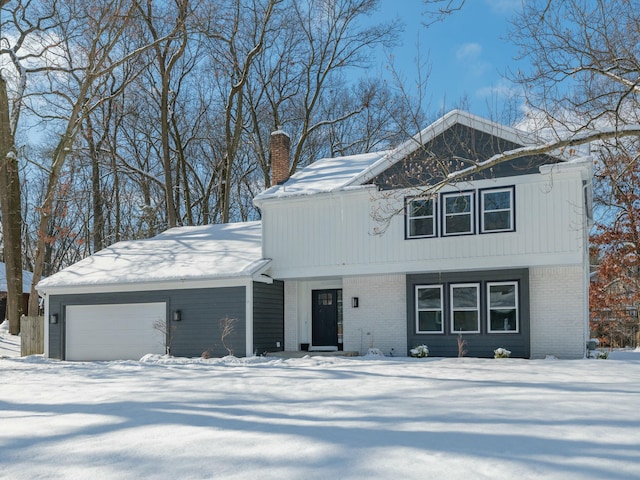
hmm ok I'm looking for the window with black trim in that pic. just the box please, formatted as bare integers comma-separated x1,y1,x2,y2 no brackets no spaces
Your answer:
407,197,436,238
480,187,514,233
487,281,519,333
450,283,480,333
415,285,443,333
442,191,474,236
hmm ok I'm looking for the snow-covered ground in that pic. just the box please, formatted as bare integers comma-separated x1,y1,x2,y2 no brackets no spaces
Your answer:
1,321,639,480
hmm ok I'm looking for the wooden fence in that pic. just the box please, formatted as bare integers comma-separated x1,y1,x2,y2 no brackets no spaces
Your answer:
20,315,44,356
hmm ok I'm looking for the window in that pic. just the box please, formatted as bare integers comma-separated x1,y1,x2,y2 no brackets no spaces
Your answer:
480,187,514,233
442,192,474,236
416,285,444,333
318,292,333,305
450,283,480,333
487,282,519,333
407,197,436,238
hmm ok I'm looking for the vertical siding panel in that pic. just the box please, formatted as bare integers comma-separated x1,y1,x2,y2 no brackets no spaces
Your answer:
253,281,284,354
264,169,586,277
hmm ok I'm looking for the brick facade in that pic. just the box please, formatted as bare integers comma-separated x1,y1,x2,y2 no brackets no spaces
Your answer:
342,274,407,355
529,265,587,358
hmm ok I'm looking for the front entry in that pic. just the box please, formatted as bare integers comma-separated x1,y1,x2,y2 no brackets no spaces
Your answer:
312,289,343,350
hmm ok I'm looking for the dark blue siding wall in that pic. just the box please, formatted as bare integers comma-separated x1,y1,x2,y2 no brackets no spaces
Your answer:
47,286,246,360
253,280,284,355
171,287,246,358
373,124,558,189
406,269,530,358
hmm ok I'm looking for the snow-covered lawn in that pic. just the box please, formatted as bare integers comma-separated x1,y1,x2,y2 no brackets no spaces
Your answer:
1,323,639,479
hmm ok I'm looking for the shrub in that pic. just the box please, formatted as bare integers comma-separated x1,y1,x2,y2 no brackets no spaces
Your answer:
596,349,609,359
457,333,467,357
410,344,429,358
494,347,511,358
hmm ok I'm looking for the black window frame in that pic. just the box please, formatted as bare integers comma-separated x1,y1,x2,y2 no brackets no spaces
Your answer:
405,196,437,239
450,282,481,334
415,284,444,334
413,279,522,336
441,190,475,237
479,186,515,234
487,281,519,333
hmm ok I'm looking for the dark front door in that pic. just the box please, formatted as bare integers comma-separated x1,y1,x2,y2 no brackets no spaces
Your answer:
312,289,342,348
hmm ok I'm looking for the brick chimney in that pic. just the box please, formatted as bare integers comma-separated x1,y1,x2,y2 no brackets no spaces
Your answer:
270,129,290,186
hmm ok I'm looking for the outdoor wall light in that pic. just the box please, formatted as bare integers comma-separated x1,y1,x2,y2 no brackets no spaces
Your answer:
352,297,359,308
49,314,58,324
173,310,182,322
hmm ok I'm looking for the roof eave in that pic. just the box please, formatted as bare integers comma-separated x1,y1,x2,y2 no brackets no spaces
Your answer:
37,259,272,295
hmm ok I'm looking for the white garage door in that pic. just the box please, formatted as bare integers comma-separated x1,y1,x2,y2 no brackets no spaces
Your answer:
66,303,166,361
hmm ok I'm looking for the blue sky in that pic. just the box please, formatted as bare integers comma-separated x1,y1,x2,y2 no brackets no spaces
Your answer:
367,0,524,119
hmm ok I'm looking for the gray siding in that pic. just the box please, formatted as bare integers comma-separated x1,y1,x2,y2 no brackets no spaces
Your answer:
252,280,284,355
171,287,246,358
48,287,246,360
406,269,530,358
373,124,558,189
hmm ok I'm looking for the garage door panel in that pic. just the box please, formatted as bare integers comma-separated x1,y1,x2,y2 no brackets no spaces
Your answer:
66,303,166,361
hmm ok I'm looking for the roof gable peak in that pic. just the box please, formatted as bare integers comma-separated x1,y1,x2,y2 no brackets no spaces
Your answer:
345,110,539,188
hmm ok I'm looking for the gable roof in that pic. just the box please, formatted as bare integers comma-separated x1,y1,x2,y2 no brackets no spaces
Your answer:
254,109,578,203
344,109,547,188
36,222,268,292
0,262,33,294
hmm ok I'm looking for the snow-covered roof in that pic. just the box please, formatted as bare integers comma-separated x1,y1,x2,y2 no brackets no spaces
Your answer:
0,262,32,293
254,109,583,203
37,221,268,291
254,150,389,202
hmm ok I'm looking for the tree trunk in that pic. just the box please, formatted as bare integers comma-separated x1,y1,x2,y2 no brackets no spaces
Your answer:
0,76,23,334
83,115,105,251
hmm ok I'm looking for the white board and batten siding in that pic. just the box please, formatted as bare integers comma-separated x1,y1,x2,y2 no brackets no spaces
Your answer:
65,303,166,361
262,168,589,279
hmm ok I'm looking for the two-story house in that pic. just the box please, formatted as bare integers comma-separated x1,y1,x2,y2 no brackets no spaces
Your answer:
38,110,593,360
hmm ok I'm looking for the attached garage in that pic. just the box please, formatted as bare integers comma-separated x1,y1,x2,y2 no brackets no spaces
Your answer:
65,303,166,361
38,222,284,361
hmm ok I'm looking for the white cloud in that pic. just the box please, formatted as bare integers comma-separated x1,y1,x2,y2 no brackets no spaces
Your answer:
455,43,489,77
456,42,483,61
475,79,517,99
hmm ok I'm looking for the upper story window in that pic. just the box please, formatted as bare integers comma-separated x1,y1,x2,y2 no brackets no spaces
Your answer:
442,191,474,236
416,285,443,333
480,187,514,233
487,281,519,333
450,283,480,333
407,197,436,238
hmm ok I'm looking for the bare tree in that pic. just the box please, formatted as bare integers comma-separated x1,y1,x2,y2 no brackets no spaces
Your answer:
137,0,193,228
219,316,237,356
510,0,640,132
0,77,22,333
0,0,61,332
422,0,465,25
241,0,401,214
25,0,181,315
201,0,280,223
286,0,399,174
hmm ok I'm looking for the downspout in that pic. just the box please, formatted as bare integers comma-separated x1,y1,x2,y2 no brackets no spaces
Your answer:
42,291,49,358
582,158,594,357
